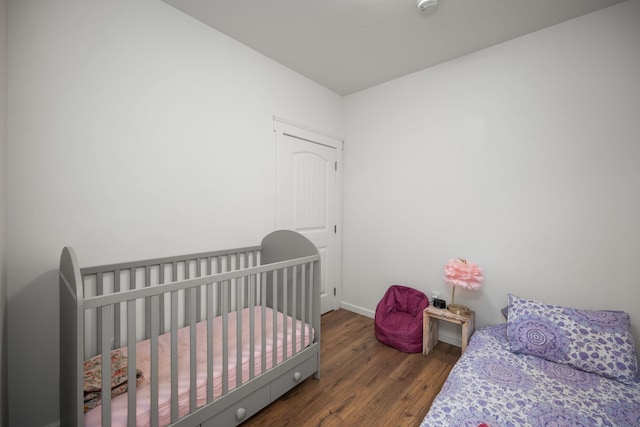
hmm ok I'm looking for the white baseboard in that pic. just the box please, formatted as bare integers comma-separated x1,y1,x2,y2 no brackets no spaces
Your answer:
436,330,460,347
44,422,60,427
339,301,374,318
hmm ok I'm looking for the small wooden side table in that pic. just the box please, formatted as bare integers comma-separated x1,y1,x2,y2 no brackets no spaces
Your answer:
423,306,475,356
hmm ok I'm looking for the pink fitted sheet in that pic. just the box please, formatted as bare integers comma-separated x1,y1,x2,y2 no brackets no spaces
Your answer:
84,306,314,427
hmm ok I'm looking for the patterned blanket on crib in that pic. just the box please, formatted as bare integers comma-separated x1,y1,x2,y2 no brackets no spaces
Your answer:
83,349,143,412
420,324,640,427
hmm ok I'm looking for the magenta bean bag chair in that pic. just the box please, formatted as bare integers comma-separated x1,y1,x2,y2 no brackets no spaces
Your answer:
374,285,429,353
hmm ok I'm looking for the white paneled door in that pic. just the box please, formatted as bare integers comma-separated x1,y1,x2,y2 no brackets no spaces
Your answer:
274,119,342,314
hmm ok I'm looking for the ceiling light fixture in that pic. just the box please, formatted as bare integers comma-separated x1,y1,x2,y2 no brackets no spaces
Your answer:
417,0,438,12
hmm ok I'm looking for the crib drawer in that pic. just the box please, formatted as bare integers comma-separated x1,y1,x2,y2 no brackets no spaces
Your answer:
270,355,317,400
201,384,270,427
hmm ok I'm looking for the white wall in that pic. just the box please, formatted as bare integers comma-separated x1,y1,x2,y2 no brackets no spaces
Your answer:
7,0,640,424
6,0,342,425
343,0,640,349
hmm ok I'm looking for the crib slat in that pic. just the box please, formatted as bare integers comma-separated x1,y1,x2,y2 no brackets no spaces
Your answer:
283,267,288,361
243,255,249,309
97,272,103,296
216,257,224,315
172,261,178,282
210,257,219,401
237,254,243,310
100,305,112,427
172,261,178,334
145,266,151,339
114,271,121,348
127,300,137,427
238,259,243,299
159,264,165,333
308,262,314,345
249,273,255,380
184,260,191,326
236,277,242,388
196,259,202,322
206,282,214,403
292,265,297,355
230,255,235,314
150,295,160,427
189,286,197,413
261,272,267,374
97,272,103,353
272,269,278,368
171,290,179,423
222,280,229,395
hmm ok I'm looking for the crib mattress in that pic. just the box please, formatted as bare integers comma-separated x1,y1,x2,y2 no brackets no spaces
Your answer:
84,306,314,427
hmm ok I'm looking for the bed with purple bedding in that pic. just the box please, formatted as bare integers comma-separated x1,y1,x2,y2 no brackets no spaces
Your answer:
421,295,640,427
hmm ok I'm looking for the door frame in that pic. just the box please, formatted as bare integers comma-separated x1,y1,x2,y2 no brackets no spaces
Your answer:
273,116,343,312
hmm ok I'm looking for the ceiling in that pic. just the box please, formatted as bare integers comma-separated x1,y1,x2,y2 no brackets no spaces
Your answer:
162,0,625,96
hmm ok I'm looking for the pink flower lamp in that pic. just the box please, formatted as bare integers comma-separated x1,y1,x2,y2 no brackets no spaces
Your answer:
444,258,483,315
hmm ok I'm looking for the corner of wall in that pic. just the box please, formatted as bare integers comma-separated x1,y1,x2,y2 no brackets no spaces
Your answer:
0,0,8,424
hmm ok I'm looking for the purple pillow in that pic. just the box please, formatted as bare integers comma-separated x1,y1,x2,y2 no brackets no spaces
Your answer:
506,294,638,384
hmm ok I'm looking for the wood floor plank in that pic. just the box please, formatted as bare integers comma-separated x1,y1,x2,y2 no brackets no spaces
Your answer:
243,309,460,427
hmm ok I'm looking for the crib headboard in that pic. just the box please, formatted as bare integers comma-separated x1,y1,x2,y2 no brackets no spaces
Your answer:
261,229,319,263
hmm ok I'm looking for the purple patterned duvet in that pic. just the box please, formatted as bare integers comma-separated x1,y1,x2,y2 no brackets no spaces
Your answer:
420,324,640,427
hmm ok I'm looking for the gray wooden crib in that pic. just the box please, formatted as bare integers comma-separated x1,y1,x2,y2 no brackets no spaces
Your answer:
60,230,321,426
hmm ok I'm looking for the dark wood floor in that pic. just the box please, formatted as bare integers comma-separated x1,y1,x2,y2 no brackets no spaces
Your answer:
243,309,461,427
